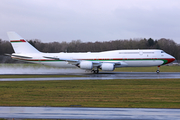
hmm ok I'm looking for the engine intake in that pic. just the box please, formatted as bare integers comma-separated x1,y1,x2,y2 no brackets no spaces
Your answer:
101,63,115,71
79,61,93,70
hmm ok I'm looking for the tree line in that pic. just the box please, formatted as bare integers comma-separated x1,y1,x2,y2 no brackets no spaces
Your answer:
0,38,180,63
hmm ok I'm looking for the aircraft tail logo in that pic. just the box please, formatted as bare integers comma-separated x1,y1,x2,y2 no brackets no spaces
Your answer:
7,31,40,54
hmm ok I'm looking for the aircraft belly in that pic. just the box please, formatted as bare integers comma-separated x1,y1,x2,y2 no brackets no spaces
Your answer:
125,60,164,67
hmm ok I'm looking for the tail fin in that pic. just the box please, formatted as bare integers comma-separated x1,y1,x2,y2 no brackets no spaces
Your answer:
7,31,40,54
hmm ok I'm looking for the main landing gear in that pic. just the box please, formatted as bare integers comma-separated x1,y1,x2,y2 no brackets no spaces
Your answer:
91,67,100,74
92,69,99,74
156,66,160,73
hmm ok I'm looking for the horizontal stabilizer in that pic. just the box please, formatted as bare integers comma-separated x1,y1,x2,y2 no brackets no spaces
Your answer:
5,54,32,59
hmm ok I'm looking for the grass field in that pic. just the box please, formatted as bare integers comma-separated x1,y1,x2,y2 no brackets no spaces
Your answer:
0,64,180,108
0,79,180,108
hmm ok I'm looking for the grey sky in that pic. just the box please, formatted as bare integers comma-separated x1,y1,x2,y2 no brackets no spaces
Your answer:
1,0,180,43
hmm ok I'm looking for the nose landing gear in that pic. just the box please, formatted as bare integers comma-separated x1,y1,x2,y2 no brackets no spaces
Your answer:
156,66,160,73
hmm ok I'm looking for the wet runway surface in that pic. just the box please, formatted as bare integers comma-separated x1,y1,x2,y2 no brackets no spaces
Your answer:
86,72,180,79
0,107,180,120
0,72,180,81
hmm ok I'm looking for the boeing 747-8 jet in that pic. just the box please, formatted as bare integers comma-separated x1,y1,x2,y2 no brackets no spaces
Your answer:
7,32,175,73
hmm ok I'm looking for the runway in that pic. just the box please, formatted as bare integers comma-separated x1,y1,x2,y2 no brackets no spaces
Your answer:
0,107,180,120
86,72,180,79
0,72,180,81
1,65,180,80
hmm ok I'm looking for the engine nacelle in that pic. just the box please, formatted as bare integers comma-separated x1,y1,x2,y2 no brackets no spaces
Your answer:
79,61,93,70
101,63,115,71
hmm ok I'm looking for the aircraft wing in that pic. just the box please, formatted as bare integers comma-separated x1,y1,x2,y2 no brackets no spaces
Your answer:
43,56,103,66
43,56,125,67
43,56,80,65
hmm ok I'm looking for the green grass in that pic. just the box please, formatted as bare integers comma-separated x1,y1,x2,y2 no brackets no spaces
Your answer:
0,79,180,108
0,64,180,108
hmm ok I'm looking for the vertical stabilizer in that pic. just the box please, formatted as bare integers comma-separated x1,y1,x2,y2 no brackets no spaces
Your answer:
7,32,40,54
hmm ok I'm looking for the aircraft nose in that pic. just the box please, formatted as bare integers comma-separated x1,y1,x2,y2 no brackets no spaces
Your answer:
172,56,176,61
171,55,176,60
167,55,176,64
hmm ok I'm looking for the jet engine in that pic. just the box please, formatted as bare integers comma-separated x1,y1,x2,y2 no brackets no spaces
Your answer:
101,63,115,71
79,61,93,70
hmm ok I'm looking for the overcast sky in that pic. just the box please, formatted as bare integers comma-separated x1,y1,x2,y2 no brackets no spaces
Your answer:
1,0,180,43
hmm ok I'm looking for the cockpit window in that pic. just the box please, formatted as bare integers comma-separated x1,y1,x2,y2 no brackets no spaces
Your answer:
161,51,165,53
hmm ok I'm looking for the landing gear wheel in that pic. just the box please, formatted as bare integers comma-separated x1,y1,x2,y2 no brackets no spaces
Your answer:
156,70,160,74
93,70,99,74
156,66,160,74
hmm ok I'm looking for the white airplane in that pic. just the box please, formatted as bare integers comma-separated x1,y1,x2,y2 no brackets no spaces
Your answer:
7,31,175,73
